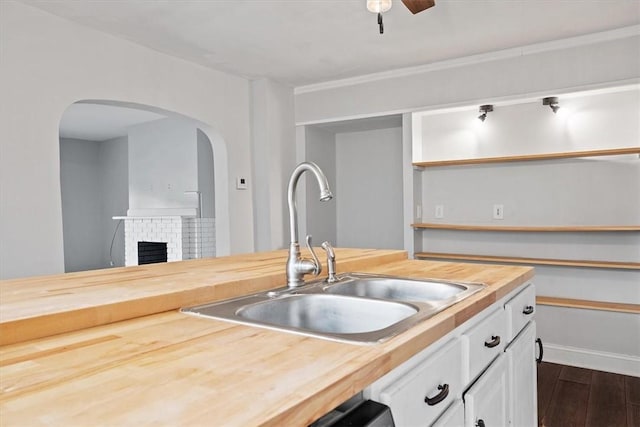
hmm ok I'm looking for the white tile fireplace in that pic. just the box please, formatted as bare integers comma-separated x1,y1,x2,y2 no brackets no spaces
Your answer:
117,215,215,266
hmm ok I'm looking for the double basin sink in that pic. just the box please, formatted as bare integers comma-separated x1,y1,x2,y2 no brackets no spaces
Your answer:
181,273,485,344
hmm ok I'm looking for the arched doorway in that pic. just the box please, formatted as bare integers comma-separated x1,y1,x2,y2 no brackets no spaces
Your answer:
59,100,229,272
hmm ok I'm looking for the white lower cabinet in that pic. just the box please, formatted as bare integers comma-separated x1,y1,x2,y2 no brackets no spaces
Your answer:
432,400,464,427
462,306,506,385
504,284,536,343
372,338,463,426
506,321,537,427
365,282,537,427
464,355,508,427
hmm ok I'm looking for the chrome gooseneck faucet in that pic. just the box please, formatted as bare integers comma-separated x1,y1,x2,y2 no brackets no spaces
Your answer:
286,162,333,288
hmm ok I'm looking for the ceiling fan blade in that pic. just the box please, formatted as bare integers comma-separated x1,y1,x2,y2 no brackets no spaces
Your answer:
401,0,436,14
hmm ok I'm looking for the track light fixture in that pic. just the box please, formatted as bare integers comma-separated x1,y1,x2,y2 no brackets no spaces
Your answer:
477,104,494,122
543,96,560,114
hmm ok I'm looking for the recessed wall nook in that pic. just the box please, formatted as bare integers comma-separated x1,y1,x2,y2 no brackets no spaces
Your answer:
407,84,640,375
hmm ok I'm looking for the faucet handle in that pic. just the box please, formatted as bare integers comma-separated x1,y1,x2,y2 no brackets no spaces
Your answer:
305,235,322,276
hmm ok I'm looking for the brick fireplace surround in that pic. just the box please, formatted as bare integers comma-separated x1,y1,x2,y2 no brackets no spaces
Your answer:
117,216,215,266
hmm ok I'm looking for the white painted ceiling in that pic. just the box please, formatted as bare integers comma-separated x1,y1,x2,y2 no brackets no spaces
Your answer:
59,102,166,141
24,0,640,87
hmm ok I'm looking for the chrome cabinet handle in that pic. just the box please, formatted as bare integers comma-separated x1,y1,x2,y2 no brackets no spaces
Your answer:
476,419,486,427
484,335,501,348
523,305,534,315
424,384,449,406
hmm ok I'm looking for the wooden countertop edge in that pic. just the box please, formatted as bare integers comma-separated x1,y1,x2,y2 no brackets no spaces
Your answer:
0,250,408,346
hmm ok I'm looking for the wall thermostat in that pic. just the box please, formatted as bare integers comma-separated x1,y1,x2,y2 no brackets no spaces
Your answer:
236,177,248,190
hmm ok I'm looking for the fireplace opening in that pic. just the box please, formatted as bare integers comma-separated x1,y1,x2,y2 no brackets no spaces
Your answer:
138,241,168,265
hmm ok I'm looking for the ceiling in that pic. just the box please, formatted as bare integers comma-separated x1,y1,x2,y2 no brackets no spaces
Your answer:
24,0,640,87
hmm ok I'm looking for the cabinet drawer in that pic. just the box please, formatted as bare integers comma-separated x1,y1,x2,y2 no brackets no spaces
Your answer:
377,339,462,427
462,307,506,383
505,283,536,343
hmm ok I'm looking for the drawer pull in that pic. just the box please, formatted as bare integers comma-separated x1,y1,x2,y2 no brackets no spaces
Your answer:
476,420,486,427
522,305,534,315
424,383,449,406
484,335,501,348
536,338,544,364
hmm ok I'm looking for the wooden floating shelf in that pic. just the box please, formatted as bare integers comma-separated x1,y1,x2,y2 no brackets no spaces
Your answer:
411,223,640,232
536,296,640,315
414,252,640,270
412,147,640,168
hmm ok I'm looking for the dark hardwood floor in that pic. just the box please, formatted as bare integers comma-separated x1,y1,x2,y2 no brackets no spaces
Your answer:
538,362,640,427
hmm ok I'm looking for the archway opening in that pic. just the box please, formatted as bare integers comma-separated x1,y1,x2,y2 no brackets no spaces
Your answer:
59,100,227,272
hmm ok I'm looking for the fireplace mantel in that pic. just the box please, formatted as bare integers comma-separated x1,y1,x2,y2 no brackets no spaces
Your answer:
126,207,198,217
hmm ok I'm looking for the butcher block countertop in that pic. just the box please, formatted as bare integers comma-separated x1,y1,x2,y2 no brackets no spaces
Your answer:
0,249,534,426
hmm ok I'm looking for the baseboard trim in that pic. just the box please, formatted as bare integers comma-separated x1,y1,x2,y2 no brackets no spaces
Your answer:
543,343,640,376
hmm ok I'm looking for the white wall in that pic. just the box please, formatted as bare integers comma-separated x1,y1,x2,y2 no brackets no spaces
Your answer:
250,79,296,251
60,135,129,271
295,31,640,124
60,138,104,272
197,129,215,218
336,128,404,249
421,159,640,228
536,306,640,375
0,1,254,278
304,126,337,246
99,136,128,268
301,123,407,250
418,156,640,373
416,89,640,162
128,118,198,213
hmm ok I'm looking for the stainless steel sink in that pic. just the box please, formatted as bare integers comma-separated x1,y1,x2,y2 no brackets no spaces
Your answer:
182,293,423,343
323,273,484,305
239,294,417,334
181,273,485,344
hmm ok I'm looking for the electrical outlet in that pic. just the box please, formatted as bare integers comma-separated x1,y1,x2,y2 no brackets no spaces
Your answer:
416,204,422,220
493,204,504,220
435,205,444,219
236,177,248,190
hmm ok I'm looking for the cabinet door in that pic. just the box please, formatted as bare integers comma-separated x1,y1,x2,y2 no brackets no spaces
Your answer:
464,354,508,427
431,400,463,427
506,321,537,427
